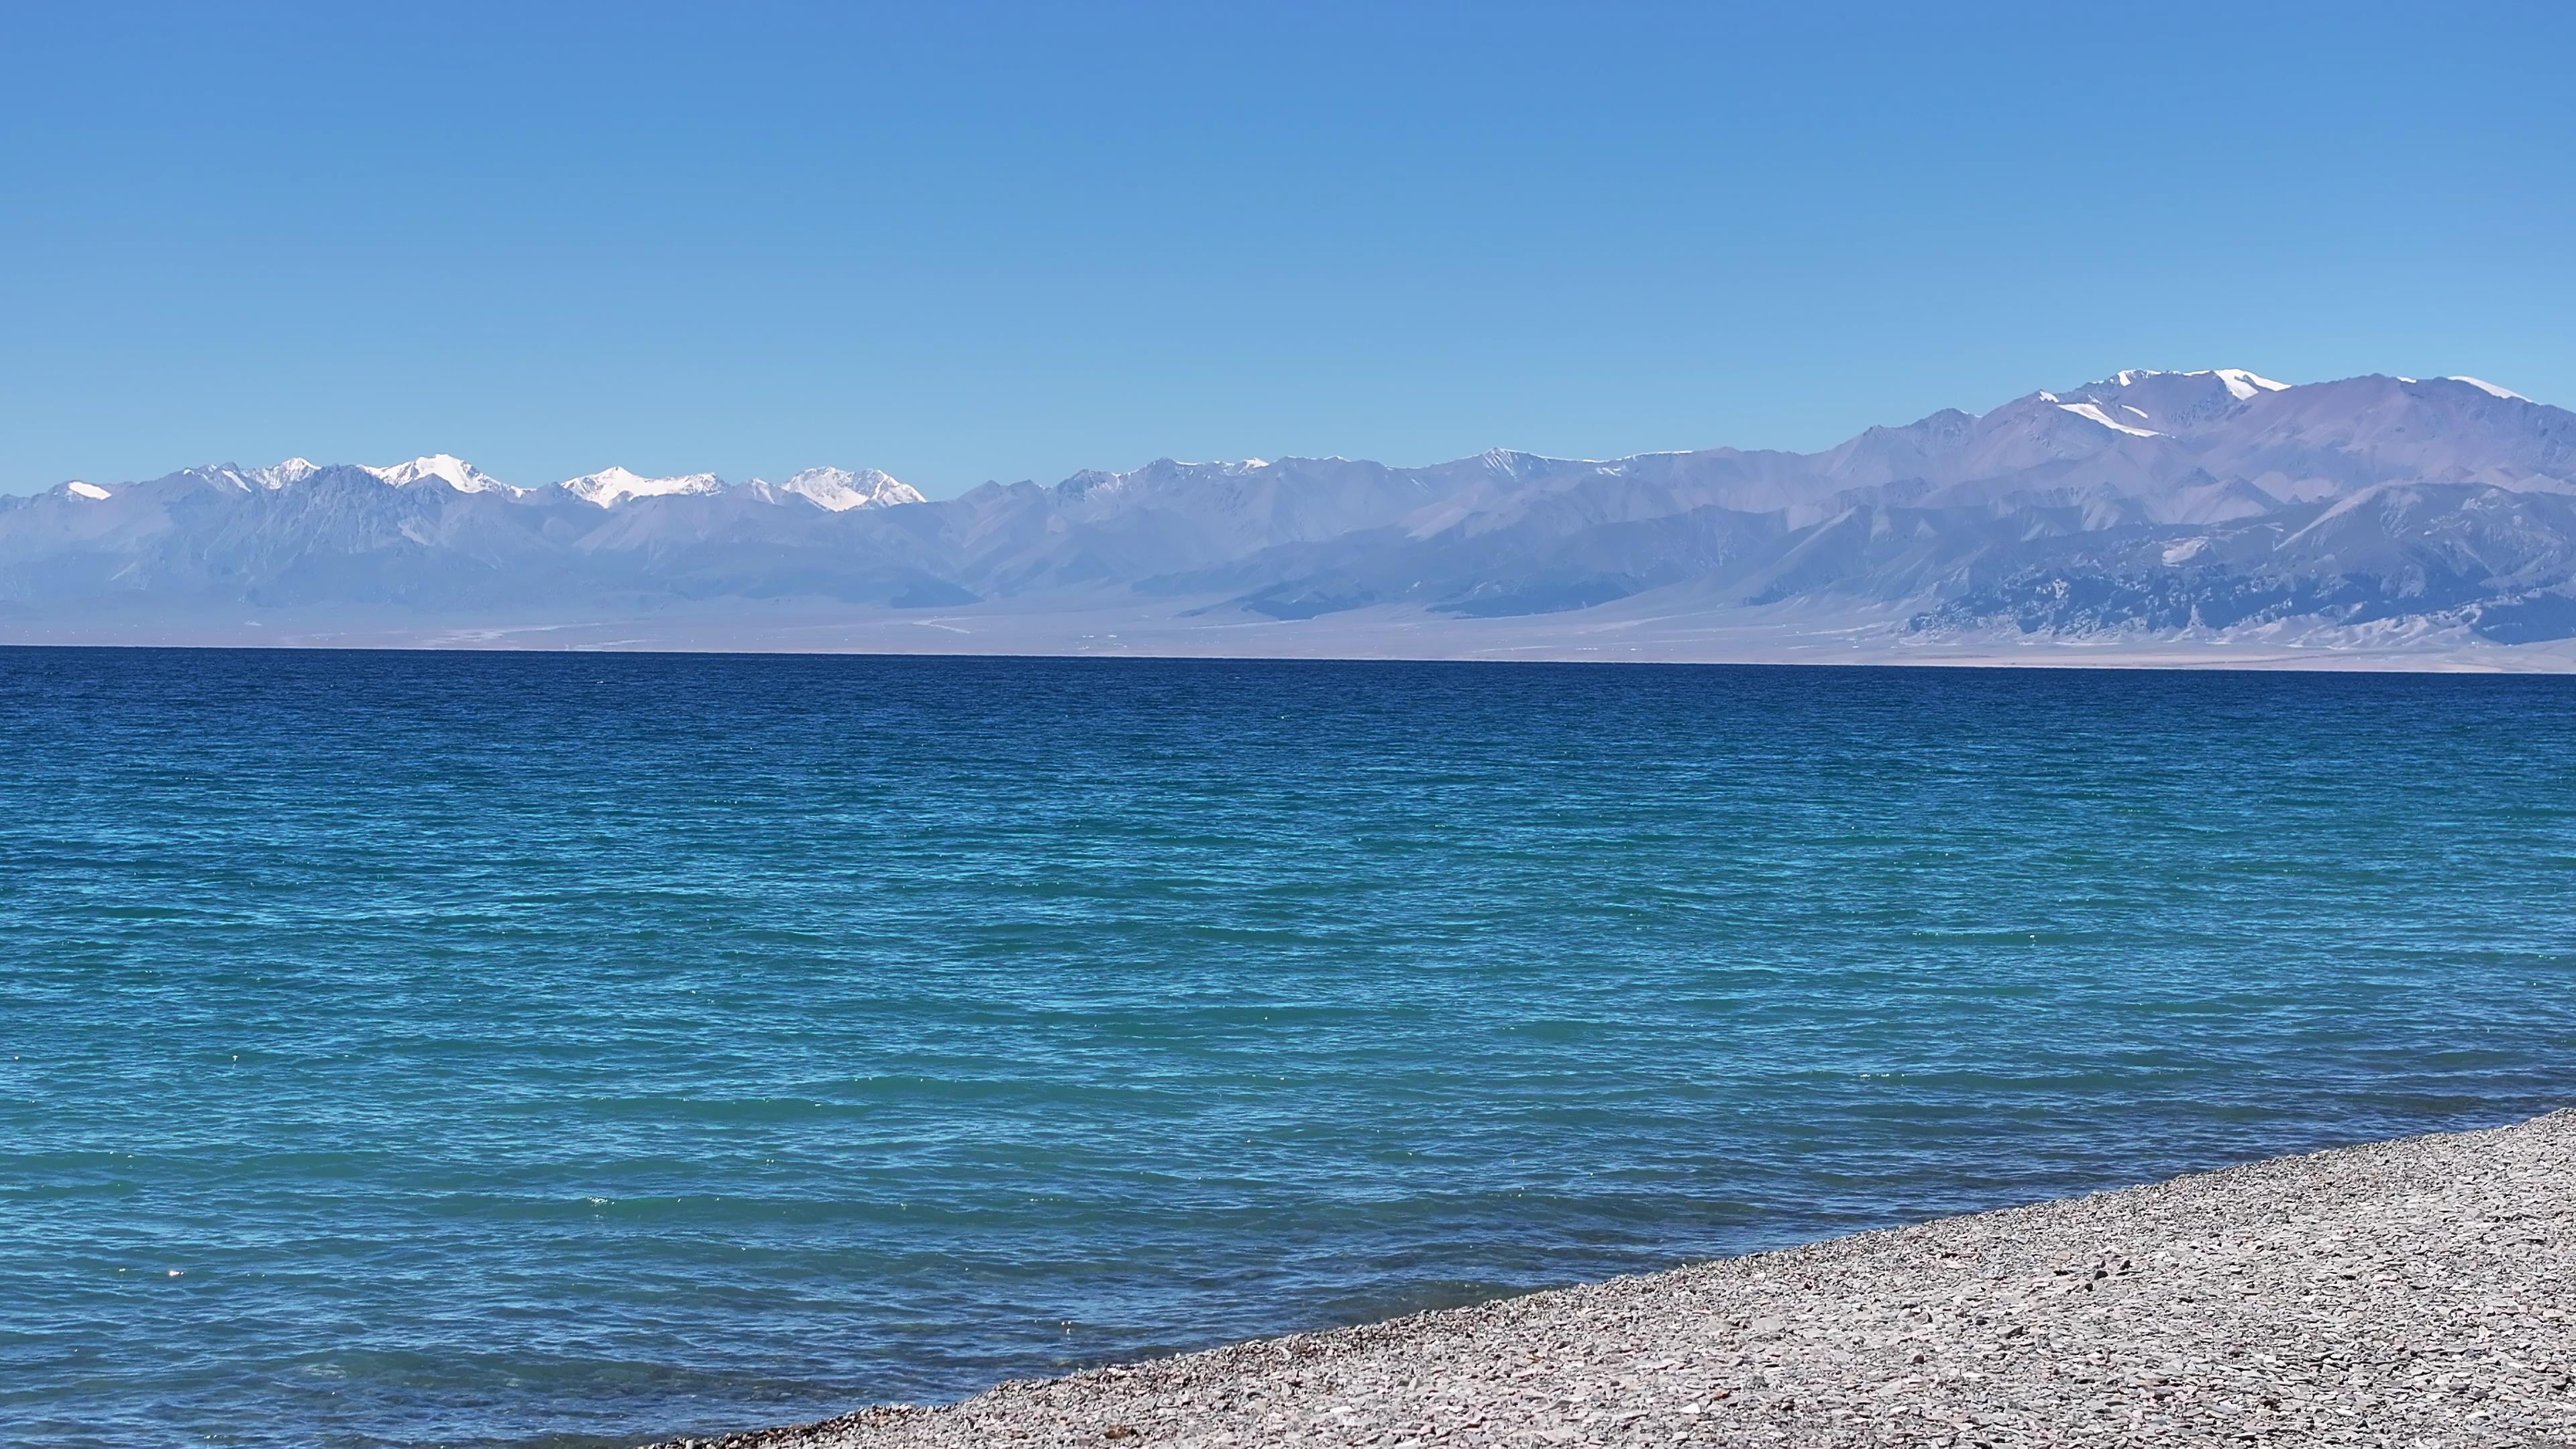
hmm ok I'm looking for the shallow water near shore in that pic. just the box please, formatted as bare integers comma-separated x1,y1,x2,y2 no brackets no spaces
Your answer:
5,647,2575,1448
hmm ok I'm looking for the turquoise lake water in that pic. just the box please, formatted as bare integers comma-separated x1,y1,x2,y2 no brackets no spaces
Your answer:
5,647,2573,1446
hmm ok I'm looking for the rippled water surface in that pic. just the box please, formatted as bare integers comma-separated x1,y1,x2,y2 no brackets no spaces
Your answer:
5,648,2575,1446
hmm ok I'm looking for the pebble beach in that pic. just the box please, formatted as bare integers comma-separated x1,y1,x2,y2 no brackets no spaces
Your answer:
655,1110,2576,1448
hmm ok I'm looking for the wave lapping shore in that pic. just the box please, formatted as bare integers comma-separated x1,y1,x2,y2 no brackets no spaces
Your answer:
657,1111,2576,1448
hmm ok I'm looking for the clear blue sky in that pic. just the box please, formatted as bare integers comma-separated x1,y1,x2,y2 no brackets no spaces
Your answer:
3,2,2568,496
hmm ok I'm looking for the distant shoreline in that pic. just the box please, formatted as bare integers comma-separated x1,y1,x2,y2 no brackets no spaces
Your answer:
651,1109,2576,1447
7,631,2576,674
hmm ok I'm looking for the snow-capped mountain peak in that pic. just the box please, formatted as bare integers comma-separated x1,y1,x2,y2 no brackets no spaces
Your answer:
2067,368,2291,402
2041,368,2296,433
2448,376,2531,402
771,467,924,511
247,458,321,489
186,458,321,491
560,466,727,506
364,454,514,494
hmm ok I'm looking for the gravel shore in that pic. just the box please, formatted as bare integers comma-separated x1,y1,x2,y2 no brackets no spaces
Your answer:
654,1111,2576,1448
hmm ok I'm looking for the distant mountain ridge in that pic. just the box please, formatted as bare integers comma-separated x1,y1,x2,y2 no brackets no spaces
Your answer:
9,370,2576,660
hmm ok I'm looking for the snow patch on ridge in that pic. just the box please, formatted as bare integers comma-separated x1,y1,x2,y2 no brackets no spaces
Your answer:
65,481,111,500
2449,376,2530,402
2210,368,2291,399
2056,402,2165,438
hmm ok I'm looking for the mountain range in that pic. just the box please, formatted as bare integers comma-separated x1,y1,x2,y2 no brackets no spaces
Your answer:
8,369,2575,665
